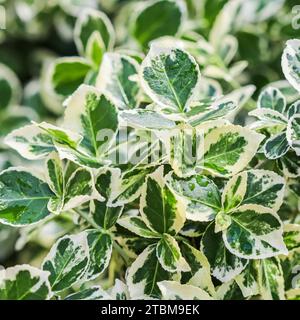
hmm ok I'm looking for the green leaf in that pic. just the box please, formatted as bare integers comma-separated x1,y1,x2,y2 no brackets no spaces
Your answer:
5,125,56,160
121,110,176,130
49,57,91,97
258,257,285,300
258,87,286,114
141,45,200,113
158,281,213,300
156,234,190,272
74,8,115,56
203,124,264,177
0,265,51,300
222,169,286,212
223,205,287,259
0,63,21,110
118,216,161,238
264,132,289,160
140,168,185,235
62,84,119,160
83,229,113,281
126,244,173,299
132,0,185,48
0,168,54,226
65,286,111,300
282,39,300,93
166,172,221,222
201,222,248,282
287,115,300,156
96,53,140,109
42,233,89,292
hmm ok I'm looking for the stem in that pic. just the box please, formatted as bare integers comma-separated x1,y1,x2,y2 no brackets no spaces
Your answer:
72,208,131,266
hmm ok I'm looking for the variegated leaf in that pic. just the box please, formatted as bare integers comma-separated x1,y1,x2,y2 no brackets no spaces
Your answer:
161,125,204,177
126,244,173,299
235,261,259,298
0,265,51,300
109,166,156,207
216,279,244,300
61,84,118,162
108,279,130,300
74,8,114,60
0,168,54,226
118,216,161,238
264,132,289,159
258,257,285,300
280,247,300,291
92,168,123,229
156,234,190,272
278,150,300,178
140,168,185,235
222,169,285,212
96,53,140,109
201,222,248,282
158,281,213,300
180,242,215,296
63,167,100,211
223,205,287,259
188,100,237,127
258,87,286,114
65,286,111,300
166,172,221,222
42,233,89,292
202,124,264,177
140,45,200,113
82,229,113,281
287,114,300,156
48,57,91,98
249,108,288,129
121,110,176,130
283,224,300,250
5,125,56,160
282,39,300,93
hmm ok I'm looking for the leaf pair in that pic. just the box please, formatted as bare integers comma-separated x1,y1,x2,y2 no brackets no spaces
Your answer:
6,85,119,168
0,229,113,299
42,229,112,292
167,169,287,282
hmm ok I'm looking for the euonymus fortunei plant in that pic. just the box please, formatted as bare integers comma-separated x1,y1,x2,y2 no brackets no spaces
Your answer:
0,0,300,301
